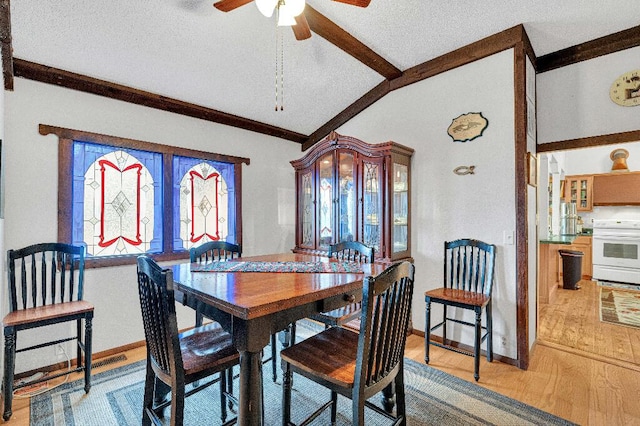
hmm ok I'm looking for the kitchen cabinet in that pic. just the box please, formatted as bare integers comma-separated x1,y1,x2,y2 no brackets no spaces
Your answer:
592,171,640,206
291,132,414,261
564,175,593,211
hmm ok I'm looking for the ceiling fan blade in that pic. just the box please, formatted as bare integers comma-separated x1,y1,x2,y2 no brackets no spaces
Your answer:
332,0,371,7
213,0,254,12
292,13,312,40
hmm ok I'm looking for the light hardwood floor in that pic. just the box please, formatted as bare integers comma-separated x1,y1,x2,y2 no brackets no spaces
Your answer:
7,309,640,425
538,278,640,365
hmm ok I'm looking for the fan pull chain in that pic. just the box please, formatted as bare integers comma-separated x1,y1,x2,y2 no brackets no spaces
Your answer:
275,22,279,111
274,9,285,112
280,27,284,111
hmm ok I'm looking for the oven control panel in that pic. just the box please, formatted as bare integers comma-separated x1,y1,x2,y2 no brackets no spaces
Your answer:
593,219,640,230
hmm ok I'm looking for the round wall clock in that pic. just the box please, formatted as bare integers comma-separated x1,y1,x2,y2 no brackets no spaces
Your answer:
447,112,488,142
609,70,640,107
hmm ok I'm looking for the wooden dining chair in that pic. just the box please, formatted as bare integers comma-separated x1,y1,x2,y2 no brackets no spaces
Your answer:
137,256,239,426
424,239,496,381
189,241,242,328
281,260,415,426
2,243,93,421
309,241,375,329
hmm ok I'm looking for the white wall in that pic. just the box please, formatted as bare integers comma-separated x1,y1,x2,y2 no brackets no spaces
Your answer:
337,49,519,358
564,142,640,175
537,46,640,144
4,78,301,372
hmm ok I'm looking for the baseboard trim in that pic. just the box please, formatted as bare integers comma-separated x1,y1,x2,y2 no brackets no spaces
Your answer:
14,340,146,381
411,330,518,367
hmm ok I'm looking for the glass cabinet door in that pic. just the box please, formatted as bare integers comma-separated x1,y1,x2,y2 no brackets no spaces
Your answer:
564,176,593,212
579,179,588,209
338,152,356,243
392,163,409,255
299,170,315,249
361,159,383,256
318,153,334,249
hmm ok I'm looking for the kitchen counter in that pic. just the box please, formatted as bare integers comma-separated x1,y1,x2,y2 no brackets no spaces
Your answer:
540,235,577,244
539,232,592,244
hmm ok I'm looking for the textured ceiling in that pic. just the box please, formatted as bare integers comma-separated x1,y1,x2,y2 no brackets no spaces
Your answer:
10,0,640,136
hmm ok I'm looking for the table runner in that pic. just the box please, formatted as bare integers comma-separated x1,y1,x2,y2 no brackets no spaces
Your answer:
191,261,364,273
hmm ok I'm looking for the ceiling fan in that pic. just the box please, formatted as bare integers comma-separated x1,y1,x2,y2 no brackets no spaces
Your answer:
212,0,371,40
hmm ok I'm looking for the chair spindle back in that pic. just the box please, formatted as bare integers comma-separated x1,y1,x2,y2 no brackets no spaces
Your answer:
136,256,181,377
357,261,414,388
7,243,85,312
190,241,242,263
328,241,374,263
444,239,496,296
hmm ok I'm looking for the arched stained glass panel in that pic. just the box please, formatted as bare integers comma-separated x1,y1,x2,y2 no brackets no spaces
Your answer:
74,142,163,256
173,156,235,251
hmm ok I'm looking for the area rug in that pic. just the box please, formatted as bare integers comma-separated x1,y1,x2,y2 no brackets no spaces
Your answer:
30,357,574,426
597,280,640,291
600,286,640,329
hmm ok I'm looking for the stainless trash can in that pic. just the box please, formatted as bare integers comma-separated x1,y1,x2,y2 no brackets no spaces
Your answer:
559,249,583,290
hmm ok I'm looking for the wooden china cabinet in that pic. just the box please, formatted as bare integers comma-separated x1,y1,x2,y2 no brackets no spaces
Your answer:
291,132,414,261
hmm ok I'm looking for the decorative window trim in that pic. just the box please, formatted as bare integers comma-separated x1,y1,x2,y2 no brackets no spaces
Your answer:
40,124,250,268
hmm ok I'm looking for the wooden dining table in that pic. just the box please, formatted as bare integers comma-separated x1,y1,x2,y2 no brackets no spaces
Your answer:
171,252,387,426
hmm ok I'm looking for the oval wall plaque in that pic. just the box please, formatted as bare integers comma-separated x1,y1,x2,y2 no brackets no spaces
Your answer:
447,112,489,142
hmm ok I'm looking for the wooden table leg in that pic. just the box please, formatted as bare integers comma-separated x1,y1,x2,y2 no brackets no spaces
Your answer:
238,349,264,426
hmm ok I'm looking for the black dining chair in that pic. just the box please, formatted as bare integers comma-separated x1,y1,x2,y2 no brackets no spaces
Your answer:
281,260,415,426
137,255,239,426
424,238,496,381
2,243,93,421
189,241,242,328
310,241,375,329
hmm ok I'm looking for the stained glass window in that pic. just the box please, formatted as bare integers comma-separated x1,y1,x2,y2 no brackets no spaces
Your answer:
73,141,163,256
56,125,248,267
173,156,236,251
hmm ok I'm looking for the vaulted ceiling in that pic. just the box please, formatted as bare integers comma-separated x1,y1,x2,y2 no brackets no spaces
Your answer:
3,1,640,150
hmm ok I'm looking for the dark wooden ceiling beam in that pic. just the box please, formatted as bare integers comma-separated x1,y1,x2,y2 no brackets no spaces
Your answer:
0,0,14,90
13,59,307,143
303,25,529,149
304,5,402,80
391,25,526,91
303,80,389,150
537,130,640,153
537,25,640,73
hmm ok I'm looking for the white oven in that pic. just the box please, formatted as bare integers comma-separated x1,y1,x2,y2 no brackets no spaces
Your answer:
592,219,640,284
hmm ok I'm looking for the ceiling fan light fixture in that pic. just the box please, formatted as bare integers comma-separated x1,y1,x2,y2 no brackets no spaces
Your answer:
276,0,306,26
277,8,297,26
284,0,305,17
255,0,278,17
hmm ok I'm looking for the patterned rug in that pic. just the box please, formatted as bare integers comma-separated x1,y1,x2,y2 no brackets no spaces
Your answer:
600,286,640,329
596,280,640,291
191,260,364,273
30,343,574,425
